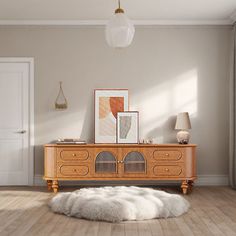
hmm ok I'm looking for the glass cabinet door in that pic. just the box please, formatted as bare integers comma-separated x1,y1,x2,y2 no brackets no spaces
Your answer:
95,151,117,173
123,151,146,173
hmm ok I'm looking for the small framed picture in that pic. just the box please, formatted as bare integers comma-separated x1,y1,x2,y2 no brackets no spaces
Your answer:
117,111,139,144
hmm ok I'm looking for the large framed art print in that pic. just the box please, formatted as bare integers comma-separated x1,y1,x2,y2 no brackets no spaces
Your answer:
94,89,129,143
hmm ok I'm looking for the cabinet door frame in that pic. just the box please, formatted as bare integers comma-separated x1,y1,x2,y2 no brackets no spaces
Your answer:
119,148,147,178
93,148,119,178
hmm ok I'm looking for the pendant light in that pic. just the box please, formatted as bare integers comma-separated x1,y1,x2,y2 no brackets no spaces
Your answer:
105,0,135,48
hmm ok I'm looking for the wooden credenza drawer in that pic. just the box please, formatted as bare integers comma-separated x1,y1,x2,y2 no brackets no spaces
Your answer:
57,164,90,177
57,149,89,162
153,149,183,161
152,165,184,177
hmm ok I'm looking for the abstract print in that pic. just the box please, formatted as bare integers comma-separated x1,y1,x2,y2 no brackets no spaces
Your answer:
95,90,128,143
117,112,139,144
99,97,124,136
119,116,132,139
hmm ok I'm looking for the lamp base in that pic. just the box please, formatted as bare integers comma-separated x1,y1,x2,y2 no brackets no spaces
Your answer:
176,130,190,144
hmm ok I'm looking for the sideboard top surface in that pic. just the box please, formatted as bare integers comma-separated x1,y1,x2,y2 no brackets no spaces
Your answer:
44,143,197,148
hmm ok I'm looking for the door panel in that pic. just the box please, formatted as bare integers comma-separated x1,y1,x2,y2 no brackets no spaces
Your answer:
0,62,30,185
121,148,147,177
0,140,23,171
93,148,119,177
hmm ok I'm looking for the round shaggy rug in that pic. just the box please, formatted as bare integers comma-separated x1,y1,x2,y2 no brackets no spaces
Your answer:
49,186,190,222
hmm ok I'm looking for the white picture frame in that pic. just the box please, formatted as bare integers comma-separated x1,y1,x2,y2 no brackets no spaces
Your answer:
94,89,129,143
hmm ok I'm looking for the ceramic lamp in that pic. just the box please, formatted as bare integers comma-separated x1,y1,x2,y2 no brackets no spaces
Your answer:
175,112,191,144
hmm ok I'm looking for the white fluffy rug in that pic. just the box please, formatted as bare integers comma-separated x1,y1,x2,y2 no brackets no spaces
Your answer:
49,186,190,222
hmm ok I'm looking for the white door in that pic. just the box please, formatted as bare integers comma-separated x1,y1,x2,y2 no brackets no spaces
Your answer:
0,62,31,185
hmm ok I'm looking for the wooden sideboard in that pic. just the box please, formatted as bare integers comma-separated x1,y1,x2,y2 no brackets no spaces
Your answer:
44,144,197,194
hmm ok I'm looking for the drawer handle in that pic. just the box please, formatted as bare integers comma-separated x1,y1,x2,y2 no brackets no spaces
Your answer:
165,153,169,156
73,169,77,172
165,168,169,172
72,153,77,157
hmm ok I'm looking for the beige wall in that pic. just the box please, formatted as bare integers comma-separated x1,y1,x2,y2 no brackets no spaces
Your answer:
0,25,231,176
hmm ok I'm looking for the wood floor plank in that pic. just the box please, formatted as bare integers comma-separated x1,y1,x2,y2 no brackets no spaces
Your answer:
159,218,183,236
182,210,207,236
124,222,138,236
111,223,125,236
0,191,49,236
148,219,164,236
24,210,61,236
1,187,236,236
193,208,224,236
0,192,48,232
85,221,99,236
97,222,112,236
174,217,194,236
47,214,71,236
60,217,83,236
137,221,152,236
212,207,236,233
215,187,236,206
219,205,236,223
1,205,48,236
187,208,214,235
71,219,97,236
202,207,236,236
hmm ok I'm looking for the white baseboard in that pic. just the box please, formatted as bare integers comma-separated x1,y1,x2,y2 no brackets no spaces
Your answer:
34,175,46,186
195,175,229,186
34,174,229,187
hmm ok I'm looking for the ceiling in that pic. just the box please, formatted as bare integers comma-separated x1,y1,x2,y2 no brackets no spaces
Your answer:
0,0,235,25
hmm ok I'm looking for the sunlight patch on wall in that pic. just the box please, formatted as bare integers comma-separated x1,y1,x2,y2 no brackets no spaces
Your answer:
131,69,198,141
173,70,198,115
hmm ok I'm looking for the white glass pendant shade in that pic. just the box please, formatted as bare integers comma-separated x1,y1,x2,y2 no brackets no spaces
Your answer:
105,13,135,48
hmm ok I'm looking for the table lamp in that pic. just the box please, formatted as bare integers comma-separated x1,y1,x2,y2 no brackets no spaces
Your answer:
175,112,191,144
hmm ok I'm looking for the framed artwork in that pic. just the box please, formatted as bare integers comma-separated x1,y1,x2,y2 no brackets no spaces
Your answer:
94,89,129,143
117,111,139,144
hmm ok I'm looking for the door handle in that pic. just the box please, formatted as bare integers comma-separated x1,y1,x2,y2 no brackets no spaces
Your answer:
117,160,124,164
16,130,26,134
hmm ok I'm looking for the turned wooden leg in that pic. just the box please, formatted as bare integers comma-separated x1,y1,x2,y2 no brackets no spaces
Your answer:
52,180,59,193
47,180,53,191
181,180,188,194
188,180,194,193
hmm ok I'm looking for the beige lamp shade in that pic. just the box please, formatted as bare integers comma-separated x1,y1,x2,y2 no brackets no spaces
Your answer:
175,112,191,130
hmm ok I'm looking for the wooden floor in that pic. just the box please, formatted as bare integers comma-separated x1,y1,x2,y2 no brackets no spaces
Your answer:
0,186,236,236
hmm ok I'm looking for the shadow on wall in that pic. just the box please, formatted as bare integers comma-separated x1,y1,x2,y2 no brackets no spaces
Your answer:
146,116,176,143
80,92,94,142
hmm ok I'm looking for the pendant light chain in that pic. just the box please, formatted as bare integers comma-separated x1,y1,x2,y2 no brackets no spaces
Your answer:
115,0,124,13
